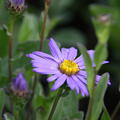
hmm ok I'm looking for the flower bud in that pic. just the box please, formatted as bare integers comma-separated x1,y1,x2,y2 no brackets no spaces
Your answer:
11,73,29,97
8,0,26,14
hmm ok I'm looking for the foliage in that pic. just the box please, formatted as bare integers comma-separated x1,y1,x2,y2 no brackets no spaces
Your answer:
0,0,119,120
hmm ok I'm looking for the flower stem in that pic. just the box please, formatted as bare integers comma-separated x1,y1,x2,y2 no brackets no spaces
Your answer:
8,18,14,81
39,0,49,51
29,0,50,102
85,95,94,120
26,1,50,118
85,71,96,120
48,88,64,120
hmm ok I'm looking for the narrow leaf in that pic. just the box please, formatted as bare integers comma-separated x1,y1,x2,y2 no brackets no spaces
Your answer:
91,73,109,120
78,44,95,96
53,91,83,120
94,44,108,71
101,104,111,120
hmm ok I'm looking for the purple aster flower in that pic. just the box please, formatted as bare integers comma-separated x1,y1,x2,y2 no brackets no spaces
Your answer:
27,38,110,96
11,73,29,97
8,0,25,13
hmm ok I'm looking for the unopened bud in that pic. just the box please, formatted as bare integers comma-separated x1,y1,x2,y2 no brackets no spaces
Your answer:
11,73,29,97
7,0,26,14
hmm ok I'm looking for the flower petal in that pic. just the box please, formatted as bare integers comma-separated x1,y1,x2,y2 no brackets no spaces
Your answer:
48,38,62,61
32,51,59,62
31,59,58,70
61,48,69,60
67,77,80,94
74,50,94,64
96,75,111,85
26,53,42,60
75,50,109,68
27,52,59,70
78,70,87,78
33,68,59,75
67,47,77,60
67,77,76,90
76,74,87,84
72,75,88,96
61,47,77,60
47,72,62,82
51,74,67,90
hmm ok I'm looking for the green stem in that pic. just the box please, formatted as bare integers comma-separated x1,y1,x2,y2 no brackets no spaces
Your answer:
85,71,96,120
85,95,94,120
8,17,15,117
48,88,64,120
26,1,50,119
8,18,14,81
28,74,38,103
29,0,49,103
39,0,49,50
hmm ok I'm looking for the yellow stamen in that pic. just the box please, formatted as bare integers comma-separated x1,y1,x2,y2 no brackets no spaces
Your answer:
59,60,79,75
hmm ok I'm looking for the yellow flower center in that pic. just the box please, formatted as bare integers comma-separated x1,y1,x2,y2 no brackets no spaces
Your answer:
59,60,79,75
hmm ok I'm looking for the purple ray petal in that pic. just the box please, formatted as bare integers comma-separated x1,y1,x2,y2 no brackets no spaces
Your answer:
27,53,59,69
48,38,63,61
67,77,80,94
26,53,42,60
67,47,77,60
78,70,87,78
47,72,62,82
74,50,94,64
32,51,59,63
74,55,83,63
51,74,67,90
76,75,87,84
102,61,109,64
67,77,76,90
96,75,111,85
75,50,109,68
72,75,88,96
61,48,69,60
78,65,86,70
75,86,80,94
31,60,58,70
33,68,59,75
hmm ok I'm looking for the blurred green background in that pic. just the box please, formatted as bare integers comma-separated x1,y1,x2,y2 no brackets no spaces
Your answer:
0,0,120,119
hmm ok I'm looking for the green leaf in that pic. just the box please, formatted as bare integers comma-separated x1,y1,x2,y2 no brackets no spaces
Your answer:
0,29,8,57
101,104,111,120
0,57,9,87
91,73,109,120
94,44,108,71
93,17,110,44
0,0,10,26
78,44,94,96
18,13,39,43
53,91,83,120
0,89,6,115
